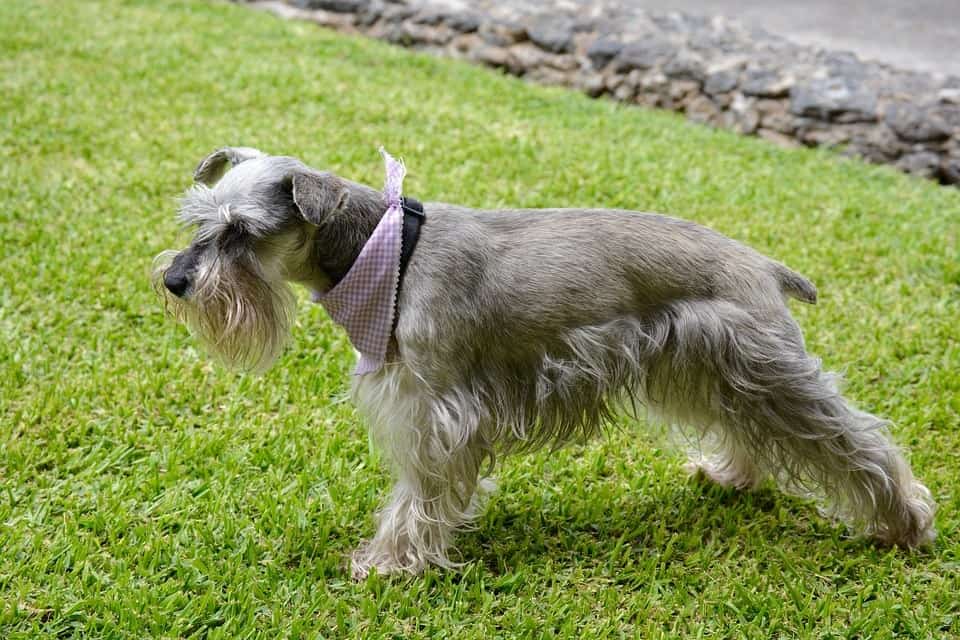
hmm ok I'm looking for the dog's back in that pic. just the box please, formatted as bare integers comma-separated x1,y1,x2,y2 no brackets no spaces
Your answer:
401,206,814,343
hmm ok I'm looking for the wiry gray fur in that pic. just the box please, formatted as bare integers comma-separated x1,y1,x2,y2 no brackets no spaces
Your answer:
154,147,936,578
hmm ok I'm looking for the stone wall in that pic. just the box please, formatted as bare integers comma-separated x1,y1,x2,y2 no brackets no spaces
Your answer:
244,0,960,185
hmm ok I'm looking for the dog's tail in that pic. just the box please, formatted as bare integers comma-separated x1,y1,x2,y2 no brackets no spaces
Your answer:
773,263,818,304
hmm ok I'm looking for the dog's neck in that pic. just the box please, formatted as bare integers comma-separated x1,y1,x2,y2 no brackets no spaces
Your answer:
311,179,388,286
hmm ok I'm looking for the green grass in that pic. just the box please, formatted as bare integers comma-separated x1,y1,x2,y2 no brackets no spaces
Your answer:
1,0,958,636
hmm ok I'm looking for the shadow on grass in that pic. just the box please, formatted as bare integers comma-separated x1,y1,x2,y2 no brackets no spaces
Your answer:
454,478,934,580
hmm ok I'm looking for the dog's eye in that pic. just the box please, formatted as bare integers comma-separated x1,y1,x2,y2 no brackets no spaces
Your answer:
216,223,249,249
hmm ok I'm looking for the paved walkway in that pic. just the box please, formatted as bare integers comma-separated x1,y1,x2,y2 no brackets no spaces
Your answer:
625,0,960,77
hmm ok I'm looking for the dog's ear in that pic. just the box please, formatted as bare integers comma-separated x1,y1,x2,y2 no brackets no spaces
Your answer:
290,171,349,226
193,146,265,185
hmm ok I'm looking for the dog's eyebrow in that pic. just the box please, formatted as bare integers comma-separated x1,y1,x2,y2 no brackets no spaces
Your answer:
178,184,219,225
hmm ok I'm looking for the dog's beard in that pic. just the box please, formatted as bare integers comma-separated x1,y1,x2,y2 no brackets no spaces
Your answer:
152,250,296,372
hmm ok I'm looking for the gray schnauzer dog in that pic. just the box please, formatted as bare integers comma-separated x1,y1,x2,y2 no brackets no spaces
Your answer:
153,147,936,578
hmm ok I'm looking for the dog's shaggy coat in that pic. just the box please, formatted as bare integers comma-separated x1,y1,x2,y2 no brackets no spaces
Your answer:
154,148,936,577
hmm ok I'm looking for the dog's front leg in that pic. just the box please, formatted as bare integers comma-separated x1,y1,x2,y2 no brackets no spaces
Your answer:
351,453,491,578
350,371,493,578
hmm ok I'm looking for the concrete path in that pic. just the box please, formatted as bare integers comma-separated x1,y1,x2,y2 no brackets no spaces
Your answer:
625,0,960,77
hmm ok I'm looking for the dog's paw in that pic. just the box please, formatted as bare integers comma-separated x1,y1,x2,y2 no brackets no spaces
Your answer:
349,543,424,580
871,479,938,550
684,457,761,491
350,554,372,581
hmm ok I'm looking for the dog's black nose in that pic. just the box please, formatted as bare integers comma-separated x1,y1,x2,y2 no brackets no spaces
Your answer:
163,271,190,298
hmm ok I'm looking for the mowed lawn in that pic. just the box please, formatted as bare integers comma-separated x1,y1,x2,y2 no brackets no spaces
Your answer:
2,0,959,637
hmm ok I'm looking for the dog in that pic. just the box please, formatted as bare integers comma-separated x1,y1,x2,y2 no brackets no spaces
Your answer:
153,146,936,578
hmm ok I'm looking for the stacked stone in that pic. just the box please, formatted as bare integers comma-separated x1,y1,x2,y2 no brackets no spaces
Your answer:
248,0,960,185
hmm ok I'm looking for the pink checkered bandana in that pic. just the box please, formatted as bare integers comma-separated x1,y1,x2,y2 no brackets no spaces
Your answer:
313,148,405,375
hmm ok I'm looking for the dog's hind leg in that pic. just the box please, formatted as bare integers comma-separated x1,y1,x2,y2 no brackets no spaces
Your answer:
350,367,493,577
660,300,936,547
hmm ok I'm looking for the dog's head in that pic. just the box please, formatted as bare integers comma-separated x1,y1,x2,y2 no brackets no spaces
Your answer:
152,147,381,371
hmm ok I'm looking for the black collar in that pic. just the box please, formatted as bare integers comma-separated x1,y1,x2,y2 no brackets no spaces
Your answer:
327,197,425,290
398,196,425,287
393,196,424,332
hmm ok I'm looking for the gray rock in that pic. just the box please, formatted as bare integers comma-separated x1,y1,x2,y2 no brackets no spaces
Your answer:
755,98,785,114
620,69,642,91
517,52,574,75
525,66,570,86
729,93,759,134
821,51,869,81
940,87,960,105
886,70,943,100
704,69,738,95
760,111,795,134
407,23,452,46
685,95,719,125
586,38,623,70
613,39,675,73
669,79,700,101
382,22,416,46
717,108,758,135
603,71,626,92
444,12,481,33
479,21,527,47
663,51,705,83
789,76,878,122
755,99,794,133
711,92,733,108
737,109,760,135
687,30,734,53
527,16,575,54
301,7,356,28
576,72,607,97
507,43,550,74
936,104,960,130
757,129,801,148
472,45,510,69
652,11,708,34
940,155,960,184
637,71,669,94
295,0,367,12
613,82,636,102
741,68,791,98
791,117,829,144
801,126,852,147
353,0,383,26
635,91,662,108
896,151,941,178
412,9,444,25
379,4,414,22
848,124,907,162
884,103,951,142
572,14,599,33
450,32,481,54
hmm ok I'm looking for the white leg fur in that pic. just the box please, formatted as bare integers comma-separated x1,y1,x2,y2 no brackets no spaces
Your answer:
350,365,494,577
685,446,765,491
